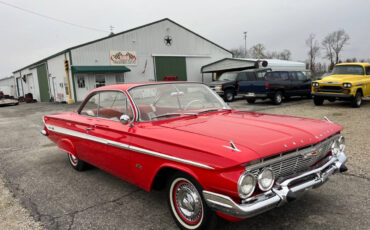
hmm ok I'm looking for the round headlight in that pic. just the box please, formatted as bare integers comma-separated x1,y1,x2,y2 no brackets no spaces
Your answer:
312,82,319,87
257,168,275,191
238,172,256,199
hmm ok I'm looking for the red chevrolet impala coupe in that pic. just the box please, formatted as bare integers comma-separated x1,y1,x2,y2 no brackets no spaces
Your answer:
42,82,347,229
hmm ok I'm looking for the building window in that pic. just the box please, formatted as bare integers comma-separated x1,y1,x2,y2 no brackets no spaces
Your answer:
116,73,125,83
95,75,105,88
77,76,85,88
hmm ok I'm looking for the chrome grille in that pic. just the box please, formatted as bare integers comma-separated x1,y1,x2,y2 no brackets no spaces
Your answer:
248,135,337,179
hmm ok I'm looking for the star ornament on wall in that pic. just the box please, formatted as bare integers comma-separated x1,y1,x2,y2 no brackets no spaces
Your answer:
164,35,172,46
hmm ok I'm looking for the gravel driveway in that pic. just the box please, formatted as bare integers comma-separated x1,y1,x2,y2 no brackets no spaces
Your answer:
0,98,369,229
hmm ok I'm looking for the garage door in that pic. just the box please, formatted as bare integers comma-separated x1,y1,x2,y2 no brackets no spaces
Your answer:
155,57,187,81
36,64,50,102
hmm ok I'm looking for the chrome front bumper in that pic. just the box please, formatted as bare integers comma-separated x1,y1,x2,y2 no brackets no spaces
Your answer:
203,152,347,219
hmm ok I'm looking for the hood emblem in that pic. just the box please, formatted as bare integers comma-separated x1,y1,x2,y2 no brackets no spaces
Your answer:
223,140,241,152
323,116,333,123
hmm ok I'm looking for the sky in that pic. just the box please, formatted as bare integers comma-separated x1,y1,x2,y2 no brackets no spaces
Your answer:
0,0,369,78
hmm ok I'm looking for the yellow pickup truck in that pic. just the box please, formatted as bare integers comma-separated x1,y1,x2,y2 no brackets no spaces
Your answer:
312,63,370,107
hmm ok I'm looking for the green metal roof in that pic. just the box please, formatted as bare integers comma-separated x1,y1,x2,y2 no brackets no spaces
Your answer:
71,66,131,73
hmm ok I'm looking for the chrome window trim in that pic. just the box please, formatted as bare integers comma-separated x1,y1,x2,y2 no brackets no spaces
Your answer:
45,124,214,170
127,82,231,122
78,89,137,123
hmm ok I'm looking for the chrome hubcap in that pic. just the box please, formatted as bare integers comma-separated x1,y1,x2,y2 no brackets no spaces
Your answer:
357,96,361,106
276,94,282,103
175,182,202,223
69,154,78,166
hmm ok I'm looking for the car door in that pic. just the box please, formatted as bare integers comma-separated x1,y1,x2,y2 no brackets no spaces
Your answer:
288,72,299,96
78,90,135,182
296,71,311,95
365,66,370,96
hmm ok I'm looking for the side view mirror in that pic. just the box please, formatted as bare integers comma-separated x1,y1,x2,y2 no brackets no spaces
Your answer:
120,114,130,125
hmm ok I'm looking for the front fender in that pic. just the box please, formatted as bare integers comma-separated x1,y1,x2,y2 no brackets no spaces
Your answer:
148,163,203,191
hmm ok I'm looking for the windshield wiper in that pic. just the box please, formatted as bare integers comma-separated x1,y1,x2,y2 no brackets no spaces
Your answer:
197,108,220,114
152,112,197,119
151,113,182,119
197,108,231,115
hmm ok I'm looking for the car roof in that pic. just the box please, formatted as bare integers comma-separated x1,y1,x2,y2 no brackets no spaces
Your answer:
89,81,200,92
336,62,370,67
240,68,271,72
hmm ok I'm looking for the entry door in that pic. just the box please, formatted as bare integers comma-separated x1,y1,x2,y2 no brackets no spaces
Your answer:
75,74,90,102
155,56,187,81
17,77,24,97
27,74,35,96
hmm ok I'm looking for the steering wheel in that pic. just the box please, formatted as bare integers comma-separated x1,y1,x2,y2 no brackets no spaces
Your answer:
184,99,205,110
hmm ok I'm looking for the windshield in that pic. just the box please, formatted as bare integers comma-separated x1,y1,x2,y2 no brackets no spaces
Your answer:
332,65,364,75
218,72,238,81
129,83,230,121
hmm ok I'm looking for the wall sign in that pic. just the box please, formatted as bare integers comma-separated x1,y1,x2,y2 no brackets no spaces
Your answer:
110,51,137,65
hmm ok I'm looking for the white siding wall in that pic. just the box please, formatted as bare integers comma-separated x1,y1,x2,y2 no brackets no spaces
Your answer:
0,77,16,97
13,67,40,101
71,20,231,83
47,53,74,102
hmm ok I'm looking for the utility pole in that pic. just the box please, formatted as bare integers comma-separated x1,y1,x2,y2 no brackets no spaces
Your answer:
243,31,247,58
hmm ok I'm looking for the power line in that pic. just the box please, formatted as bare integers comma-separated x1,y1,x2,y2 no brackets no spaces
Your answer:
0,0,109,33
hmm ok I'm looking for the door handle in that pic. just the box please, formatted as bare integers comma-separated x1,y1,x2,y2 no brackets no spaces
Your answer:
86,127,94,131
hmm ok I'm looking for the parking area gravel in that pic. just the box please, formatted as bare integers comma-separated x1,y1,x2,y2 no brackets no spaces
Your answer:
0,98,369,230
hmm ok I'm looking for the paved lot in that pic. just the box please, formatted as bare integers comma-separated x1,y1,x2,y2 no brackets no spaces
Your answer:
0,98,369,230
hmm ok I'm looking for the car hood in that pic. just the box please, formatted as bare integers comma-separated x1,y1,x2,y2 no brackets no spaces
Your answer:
154,111,342,169
320,74,363,83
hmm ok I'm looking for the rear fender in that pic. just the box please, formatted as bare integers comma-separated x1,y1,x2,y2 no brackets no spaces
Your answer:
57,138,77,157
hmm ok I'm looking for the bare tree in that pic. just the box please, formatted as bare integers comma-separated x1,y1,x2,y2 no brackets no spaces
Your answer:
322,33,335,66
306,33,320,73
279,49,291,60
230,46,247,58
331,30,350,64
249,43,266,59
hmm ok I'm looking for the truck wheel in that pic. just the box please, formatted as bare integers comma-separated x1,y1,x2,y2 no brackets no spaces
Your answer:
68,153,88,171
246,98,256,104
224,90,234,102
351,91,362,108
313,96,324,106
272,91,283,105
168,172,217,230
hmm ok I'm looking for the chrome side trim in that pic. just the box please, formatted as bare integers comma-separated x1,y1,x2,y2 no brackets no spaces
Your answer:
45,124,214,170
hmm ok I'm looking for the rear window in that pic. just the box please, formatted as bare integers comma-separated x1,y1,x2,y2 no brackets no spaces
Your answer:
296,72,307,80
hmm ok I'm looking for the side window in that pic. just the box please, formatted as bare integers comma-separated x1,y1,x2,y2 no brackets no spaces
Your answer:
267,72,280,80
99,91,133,121
246,72,256,81
256,71,267,79
289,72,297,80
366,67,370,75
80,94,99,116
237,72,247,81
280,72,289,80
296,72,307,80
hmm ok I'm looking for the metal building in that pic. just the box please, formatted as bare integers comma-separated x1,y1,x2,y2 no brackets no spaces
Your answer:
0,76,17,97
12,18,232,102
